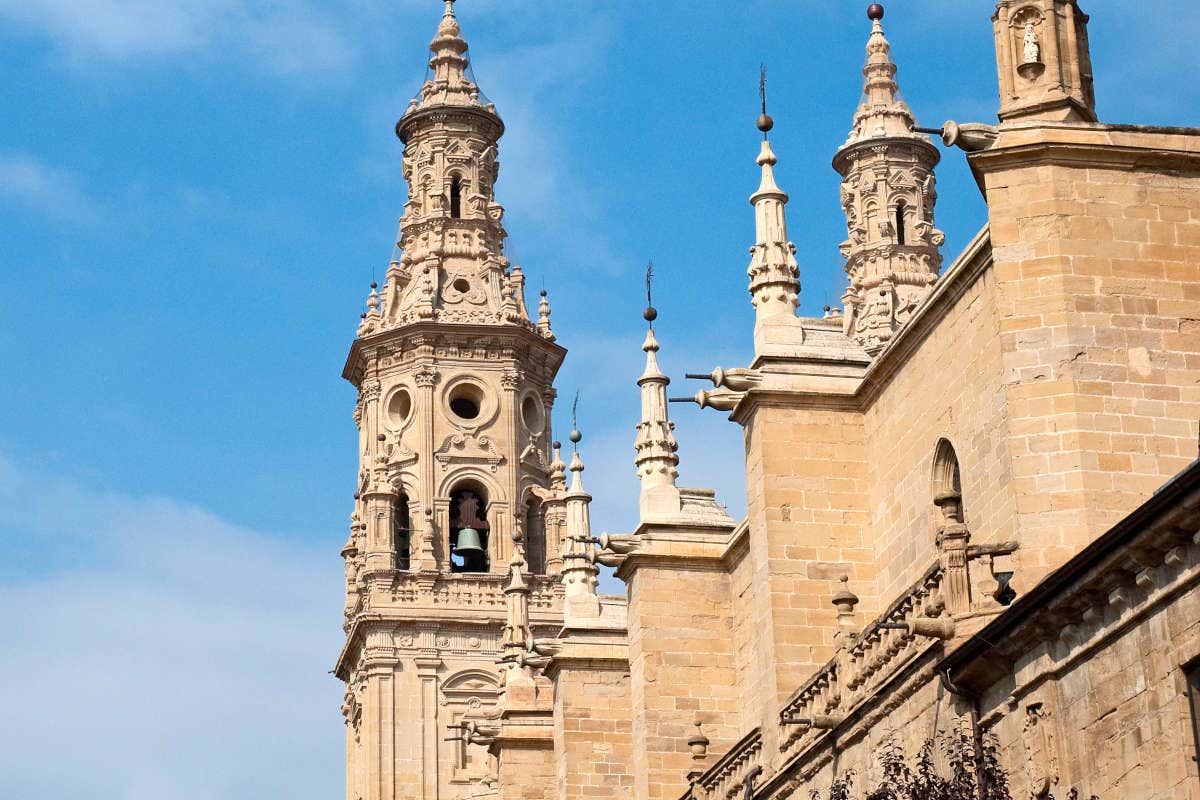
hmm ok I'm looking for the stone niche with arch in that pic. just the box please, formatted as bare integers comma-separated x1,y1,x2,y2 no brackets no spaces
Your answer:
439,668,501,785
446,482,492,575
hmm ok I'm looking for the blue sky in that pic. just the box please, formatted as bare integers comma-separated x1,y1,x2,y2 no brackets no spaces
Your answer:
1,1,1197,798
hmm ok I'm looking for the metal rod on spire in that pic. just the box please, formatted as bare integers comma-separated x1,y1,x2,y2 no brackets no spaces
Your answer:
643,260,658,329
759,64,767,116
757,65,774,139
570,391,582,450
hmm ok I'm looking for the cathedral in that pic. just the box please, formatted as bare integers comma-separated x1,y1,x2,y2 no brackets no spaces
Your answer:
334,2,1200,799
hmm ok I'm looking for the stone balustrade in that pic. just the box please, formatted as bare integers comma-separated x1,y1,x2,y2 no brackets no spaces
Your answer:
778,563,944,755
690,728,762,800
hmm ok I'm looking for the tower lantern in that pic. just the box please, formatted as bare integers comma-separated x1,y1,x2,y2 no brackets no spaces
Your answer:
833,3,945,355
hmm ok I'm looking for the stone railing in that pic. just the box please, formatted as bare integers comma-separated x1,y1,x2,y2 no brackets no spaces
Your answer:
388,572,562,610
692,728,763,800
778,564,944,754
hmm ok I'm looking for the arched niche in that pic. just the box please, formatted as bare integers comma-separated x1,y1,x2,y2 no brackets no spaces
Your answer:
931,438,963,525
523,492,546,575
440,669,501,783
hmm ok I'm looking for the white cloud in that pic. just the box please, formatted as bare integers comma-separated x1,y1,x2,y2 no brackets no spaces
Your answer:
0,152,100,223
0,0,353,76
0,453,345,800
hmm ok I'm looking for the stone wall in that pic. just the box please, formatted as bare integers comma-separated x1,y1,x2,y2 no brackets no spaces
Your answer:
741,403,873,715
860,240,1020,605
977,128,1200,577
627,564,740,800
553,665,634,800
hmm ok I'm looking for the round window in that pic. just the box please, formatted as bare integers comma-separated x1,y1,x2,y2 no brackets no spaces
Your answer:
448,383,484,421
452,278,471,293
386,388,413,428
521,395,543,432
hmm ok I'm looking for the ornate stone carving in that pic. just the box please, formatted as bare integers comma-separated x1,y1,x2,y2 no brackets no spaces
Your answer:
414,365,441,388
434,433,505,472
833,12,943,356
1022,701,1060,798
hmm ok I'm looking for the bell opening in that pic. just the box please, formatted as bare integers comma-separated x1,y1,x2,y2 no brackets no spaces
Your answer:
449,486,490,573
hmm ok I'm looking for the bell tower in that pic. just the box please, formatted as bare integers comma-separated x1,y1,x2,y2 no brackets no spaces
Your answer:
336,3,568,800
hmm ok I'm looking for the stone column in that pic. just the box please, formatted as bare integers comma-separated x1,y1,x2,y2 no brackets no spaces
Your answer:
414,364,440,571
415,655,443,800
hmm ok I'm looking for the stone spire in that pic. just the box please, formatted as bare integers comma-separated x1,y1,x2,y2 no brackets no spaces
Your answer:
634,293,681,521
387,0,531,330
411,0,482,112
834,4,944,356
562,430,600,619
746,69,800,329
537,289,556,341
501,543,531,651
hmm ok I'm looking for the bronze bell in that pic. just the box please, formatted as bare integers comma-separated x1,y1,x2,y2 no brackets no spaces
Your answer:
454,527,485,555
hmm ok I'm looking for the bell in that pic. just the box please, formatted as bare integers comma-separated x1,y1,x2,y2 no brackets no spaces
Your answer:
454,527,485,555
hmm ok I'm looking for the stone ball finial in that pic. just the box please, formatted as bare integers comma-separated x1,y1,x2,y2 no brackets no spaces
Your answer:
643,306,658,322
867,3,884,21
569,429,582,444
757,113,774,133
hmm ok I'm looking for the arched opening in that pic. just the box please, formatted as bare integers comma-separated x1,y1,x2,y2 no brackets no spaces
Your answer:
449,177,463,219
895,201,907,245
931,438,962,523
524,496,546,574
394,493,412,571
449,485,489,573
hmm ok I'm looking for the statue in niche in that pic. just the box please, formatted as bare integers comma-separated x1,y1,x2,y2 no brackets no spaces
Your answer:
1023,23,1041,65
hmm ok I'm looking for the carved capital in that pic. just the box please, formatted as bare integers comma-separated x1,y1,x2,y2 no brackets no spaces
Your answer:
414,365,441,389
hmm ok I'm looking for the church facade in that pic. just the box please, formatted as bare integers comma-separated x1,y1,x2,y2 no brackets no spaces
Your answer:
334,3,1200,799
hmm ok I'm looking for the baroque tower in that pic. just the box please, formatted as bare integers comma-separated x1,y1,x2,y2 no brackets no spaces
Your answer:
336,3,568,800
834,5,944,354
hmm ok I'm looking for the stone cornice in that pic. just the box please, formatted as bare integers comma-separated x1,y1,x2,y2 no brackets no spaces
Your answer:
614,522,738,583
831,133,940,174
396,104,505,144
343,321,567,386
967,121,1200,190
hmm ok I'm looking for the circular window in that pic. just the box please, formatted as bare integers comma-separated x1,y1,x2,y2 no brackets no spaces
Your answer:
452,278,471,293
448,383,484,421
386,388,413,429
521,394,543,432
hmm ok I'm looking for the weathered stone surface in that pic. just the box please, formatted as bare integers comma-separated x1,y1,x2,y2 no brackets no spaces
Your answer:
334,5,1200,800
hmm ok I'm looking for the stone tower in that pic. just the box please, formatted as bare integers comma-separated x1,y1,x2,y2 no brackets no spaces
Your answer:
336,3,567,800
834,4,944,355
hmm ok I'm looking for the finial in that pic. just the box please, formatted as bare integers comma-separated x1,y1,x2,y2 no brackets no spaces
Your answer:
757,64,773,138
569,392,582,446
867,3,884,21
643,260,657,326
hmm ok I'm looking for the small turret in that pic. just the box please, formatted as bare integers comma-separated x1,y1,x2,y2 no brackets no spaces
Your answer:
634,285,682,522
993,0,1097,123
562,429,600,620
834,3,944,355
746,69,801,356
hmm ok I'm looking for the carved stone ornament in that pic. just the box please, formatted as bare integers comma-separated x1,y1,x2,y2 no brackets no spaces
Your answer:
1022,701,1060,798
414,365,441,389
434,433,506,472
